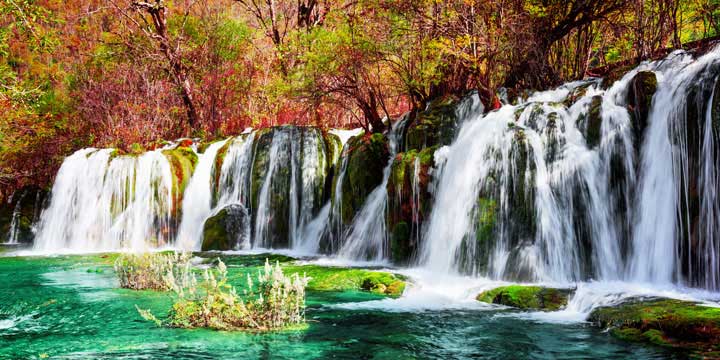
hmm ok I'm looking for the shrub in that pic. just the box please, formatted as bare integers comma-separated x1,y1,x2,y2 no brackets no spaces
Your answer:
137,258,309,331
114,252,192,290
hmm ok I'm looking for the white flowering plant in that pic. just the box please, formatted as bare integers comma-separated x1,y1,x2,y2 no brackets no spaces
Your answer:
114,252,191,291
136,257,309,331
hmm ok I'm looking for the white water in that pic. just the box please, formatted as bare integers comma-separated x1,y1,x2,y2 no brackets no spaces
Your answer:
34,148,174,251
5,191,26,244
176,139,229,250
338,116,411,260
630,50,720,287
413,47,720,294
26,46,720,317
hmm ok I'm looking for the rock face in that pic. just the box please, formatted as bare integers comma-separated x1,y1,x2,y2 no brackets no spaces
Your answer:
405,95,461,151
386,148,436,264
202,204,250,251
335,133,390,226
589,298,720,355
476,285,571,311
627,71,658,146
162,145,198,216
0,187,46,244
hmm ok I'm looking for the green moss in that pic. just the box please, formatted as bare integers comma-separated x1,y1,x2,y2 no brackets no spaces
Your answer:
476,285,571,311
589,298,720,355
406,95,460,151
282,265,407,297
391,221,411,263
338,133,390,225
475,197,497,250
586,95,603,148
162,146,198,214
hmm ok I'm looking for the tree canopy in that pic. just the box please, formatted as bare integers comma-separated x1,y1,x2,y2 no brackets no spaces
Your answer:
1,0,719,198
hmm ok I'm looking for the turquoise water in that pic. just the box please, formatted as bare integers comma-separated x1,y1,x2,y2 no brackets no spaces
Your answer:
0,253,675,359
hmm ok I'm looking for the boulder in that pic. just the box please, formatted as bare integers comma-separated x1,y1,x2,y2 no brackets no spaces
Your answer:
405,95,460,151
476,285,572,311
627,71,657,146
201,204,250,251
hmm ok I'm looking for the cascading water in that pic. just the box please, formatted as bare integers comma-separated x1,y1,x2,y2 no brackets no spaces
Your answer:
420,79,637,282
175,139,229,250
34,148,174,251
338,116,410,260
630,49,720,289
24,46,720,294
5,191,26,244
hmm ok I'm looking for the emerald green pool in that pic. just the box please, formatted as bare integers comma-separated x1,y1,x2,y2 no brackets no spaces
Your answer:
0,253,674,359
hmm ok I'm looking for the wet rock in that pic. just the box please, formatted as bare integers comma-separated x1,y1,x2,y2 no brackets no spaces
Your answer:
335,133,390,226
386,147,436,264
0,187,47,244
588,298,720,355
405,95,467,151
627,71,657,145
476,285,572,311
201,204,250,251
576,95,603,149
162,145,198,215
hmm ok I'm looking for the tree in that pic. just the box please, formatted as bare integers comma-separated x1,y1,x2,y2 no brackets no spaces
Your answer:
504,0,629,90
114,0,200,127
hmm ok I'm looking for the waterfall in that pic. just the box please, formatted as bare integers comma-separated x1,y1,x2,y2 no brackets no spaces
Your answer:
419,79,637,282
630,49,720,289
176,139,229,250
338,116,410,260
5,191,27,244
34,148,174,252
25,46,720,291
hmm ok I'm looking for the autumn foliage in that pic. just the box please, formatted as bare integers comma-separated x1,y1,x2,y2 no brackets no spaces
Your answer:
1,0,719,199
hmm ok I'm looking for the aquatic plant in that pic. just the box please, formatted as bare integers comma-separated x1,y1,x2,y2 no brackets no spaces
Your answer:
114,252,191,291
137,258,310,331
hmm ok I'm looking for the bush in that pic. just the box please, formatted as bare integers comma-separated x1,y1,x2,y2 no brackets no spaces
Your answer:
137,258,309,331
114,252,192,290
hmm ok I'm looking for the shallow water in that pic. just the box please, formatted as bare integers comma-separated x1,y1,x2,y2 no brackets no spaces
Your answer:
0,254,676,359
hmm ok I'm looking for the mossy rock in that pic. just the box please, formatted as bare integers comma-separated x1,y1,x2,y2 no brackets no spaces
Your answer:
476,285,572,311
282,265,407,297
386,147,437,263
563,83,593,107
162,146,198,214
588,298,720,355
250,127,294,248
405,95,460,151
336,133,390,225
627,71,657,145
575,95,603,149
201,204,250,251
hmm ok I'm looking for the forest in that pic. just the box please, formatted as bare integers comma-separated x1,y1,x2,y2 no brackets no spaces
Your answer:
1,0,719,200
